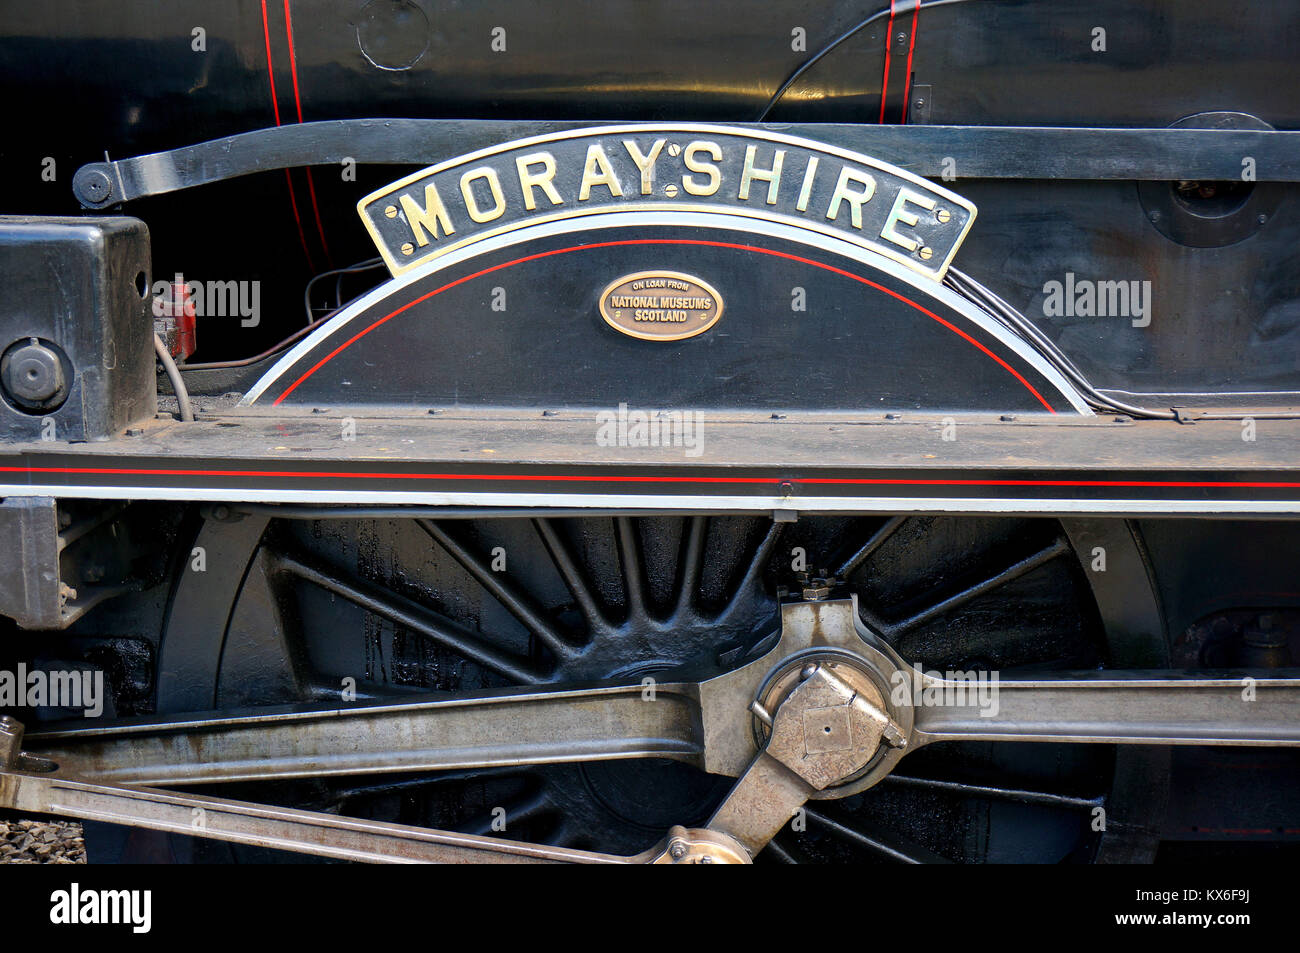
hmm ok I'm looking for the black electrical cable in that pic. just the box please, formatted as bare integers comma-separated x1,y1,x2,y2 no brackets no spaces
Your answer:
182,257,388,371
757,0,976,122
945,267,1300,421
303,257,385,327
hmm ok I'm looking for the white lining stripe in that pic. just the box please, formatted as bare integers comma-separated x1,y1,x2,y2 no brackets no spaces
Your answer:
0,484,1294,514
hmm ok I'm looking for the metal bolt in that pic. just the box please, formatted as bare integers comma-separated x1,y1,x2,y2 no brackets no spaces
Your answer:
801,579,832,601
1257,214,1268,225
918,246,933,261
935,208,951,224
79,169,112,203
800,662,820,681
385,205,398,218
669,841,687,860
1,337,66,408
0,716,22,769
400,242,415,256
1149,211,1161,223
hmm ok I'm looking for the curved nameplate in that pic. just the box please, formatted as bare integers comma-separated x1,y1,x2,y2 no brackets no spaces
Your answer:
245,211,1089,415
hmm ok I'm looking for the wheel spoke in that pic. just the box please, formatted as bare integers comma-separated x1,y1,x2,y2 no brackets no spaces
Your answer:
273,551,544,684
673,515,708,618
882,774,1104,811
332,765,523,807
615,516,648,620
456,792,555,836
718,521,783,620
804,807,953,864
760,834,802,863
532,518,608,634
888,536,1071,634
836,515,907,578
417,519,578,661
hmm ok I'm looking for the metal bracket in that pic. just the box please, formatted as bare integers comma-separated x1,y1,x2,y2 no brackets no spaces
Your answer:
72,120,1300,208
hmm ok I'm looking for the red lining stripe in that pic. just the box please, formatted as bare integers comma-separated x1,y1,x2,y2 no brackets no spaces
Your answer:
282,0,307,125
899,1,920,124
261,0,316,270
282,169,316,272
303,169,332,264
2,466,1299,490
878,0,897,124
259,0,282,126
269,239,1059,413
283,0,333,265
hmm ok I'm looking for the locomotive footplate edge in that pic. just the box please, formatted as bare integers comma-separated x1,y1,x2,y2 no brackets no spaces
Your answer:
1,411,1297,515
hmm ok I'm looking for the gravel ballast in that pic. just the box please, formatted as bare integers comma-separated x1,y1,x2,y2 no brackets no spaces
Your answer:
0,819,86,863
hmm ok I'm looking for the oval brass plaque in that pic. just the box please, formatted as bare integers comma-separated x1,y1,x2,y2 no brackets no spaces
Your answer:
599,271,723,341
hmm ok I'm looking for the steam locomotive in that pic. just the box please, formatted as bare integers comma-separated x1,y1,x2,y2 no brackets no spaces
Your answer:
0,0,1297,864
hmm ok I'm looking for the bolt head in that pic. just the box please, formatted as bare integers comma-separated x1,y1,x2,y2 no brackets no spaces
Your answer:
1,339,66,409
78,169,112,203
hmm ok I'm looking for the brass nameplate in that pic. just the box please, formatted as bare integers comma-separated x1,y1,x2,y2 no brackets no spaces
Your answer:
599,271,723,341
359,124,976,280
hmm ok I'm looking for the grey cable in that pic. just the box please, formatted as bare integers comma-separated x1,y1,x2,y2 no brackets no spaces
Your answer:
153,332,195,422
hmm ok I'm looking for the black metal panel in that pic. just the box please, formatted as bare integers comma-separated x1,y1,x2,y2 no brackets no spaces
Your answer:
249,223,1071,414
0,217,155,441
954,179,1300,397
0,0,1297,385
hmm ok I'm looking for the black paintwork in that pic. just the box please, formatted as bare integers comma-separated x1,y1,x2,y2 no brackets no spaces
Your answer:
258,224,1068,413
0,0,1296,398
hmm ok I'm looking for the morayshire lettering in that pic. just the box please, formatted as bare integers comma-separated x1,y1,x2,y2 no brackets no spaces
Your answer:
360,125,976,280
